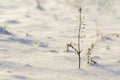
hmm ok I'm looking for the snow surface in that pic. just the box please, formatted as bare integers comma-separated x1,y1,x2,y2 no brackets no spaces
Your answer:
0,0,120,80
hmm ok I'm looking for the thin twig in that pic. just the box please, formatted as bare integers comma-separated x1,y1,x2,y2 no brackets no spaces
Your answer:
69,43,78,53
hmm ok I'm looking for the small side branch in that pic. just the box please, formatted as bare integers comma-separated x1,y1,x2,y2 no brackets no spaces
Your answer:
67,43,78,53
86,44,97,64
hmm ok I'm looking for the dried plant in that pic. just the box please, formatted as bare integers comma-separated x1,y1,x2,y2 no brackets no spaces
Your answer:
36,0,43,10
94,20,103,40
67,6,85,69
36,0,40,8
86,44,96,64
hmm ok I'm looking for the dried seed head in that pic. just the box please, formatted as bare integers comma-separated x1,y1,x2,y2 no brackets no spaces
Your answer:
81,41,84,43
82,27,85,29
116,34,119,37
83,24,85,26
82,31,84,33
75,16,78,17
79,6,82,12
83,35,86,37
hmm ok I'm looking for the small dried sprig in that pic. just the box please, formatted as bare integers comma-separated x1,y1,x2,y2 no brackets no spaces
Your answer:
87,44,97,64
67,43,82,54
36,0,43,10
69,43,78,53
36,0,40,8
67,6,85,69
94,20,103,40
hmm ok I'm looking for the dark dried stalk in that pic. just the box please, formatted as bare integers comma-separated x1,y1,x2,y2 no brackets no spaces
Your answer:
77,7,82,69
87,44,96,64
67,7,83,69
69,43,78,53
36,0,40,8
36,0,43,10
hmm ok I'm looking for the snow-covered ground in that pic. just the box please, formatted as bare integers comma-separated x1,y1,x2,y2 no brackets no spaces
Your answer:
0,0,120,80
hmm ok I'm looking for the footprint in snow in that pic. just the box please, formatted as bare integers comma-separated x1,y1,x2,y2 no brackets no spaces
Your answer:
117,60,120,63
14,75,29,80
6,20,19,24
25,64,32,67
49,50,59,53
92,56,101,60
6,71,13,73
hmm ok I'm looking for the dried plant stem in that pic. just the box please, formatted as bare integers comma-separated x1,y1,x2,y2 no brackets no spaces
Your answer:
87,48,91,64
69,43,78,53
36,0,40,8
87,44,97,64
67,6,83,69
77,7,82,69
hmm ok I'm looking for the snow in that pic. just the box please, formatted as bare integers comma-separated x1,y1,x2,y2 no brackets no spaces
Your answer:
0,0,120,80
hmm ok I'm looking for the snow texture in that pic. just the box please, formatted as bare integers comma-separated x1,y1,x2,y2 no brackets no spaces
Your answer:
0,0,120,80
